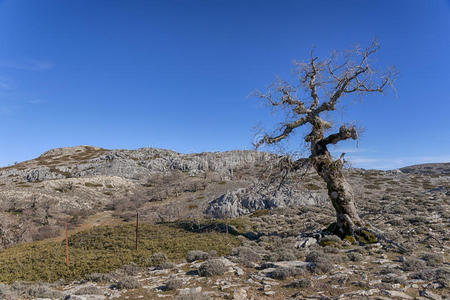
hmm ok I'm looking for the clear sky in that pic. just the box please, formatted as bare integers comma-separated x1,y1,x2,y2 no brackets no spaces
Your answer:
0,0,449,169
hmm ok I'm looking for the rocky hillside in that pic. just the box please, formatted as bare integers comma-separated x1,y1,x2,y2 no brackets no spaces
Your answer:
0,145,318,249
0,146,448,299
400,163,450,176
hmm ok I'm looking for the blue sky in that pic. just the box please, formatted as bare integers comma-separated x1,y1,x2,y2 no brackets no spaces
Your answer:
0,0,449,169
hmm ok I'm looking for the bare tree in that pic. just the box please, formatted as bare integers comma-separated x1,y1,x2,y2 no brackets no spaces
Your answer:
255,41,397,241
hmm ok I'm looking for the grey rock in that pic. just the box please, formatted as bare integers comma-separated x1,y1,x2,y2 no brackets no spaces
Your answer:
295,237,317,248
420,290,442,300
381,290,413,299
205,183,324,218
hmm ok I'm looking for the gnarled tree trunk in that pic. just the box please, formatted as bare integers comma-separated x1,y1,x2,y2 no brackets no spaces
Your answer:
311,143,362,237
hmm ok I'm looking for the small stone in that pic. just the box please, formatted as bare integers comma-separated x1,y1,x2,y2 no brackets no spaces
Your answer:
234,266,244,276
382,290,413,299
420,290,442,300
179,287,202,295
233,288,247,300
369,279,382,286
295,237,317,248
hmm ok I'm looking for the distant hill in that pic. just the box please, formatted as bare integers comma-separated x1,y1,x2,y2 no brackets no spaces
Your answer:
400,162,450,175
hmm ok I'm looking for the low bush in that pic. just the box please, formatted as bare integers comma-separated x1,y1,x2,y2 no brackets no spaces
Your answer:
121,262,141,276
411,268,450,288
0,283,15,300
231,246,260,263
305,250,323,263
269,267,305,280
307,260,332,274
113,275,141,290
421,253,443,267
401,256,426,272
186,250,209,262
157,261,175,270
286,278,312,288
10,282,63,299
198,259,227,277
268,248,297,262
73,285,103,295
150,252,167,265
85,272,114,283
176,289,212,300
347,252,364,262
165,277,183,291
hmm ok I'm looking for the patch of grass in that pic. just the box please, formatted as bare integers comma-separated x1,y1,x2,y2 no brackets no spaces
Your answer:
364,184,381,190
6,208,23,215
422,182,436,189
188,204,198,210
0,222,240,283
250,209,270,218
48,167,71,178
84,182,103,188
15,183,32,188
305,183,321,191
173,218,255,240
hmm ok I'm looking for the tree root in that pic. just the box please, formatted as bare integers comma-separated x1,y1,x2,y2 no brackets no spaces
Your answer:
362,225,409,254
325,222,409,254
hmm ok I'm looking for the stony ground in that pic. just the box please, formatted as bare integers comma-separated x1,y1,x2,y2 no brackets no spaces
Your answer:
0,146,448,299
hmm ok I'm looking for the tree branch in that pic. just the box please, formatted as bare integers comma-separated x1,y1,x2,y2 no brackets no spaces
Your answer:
321,125,358,145
308,57,320,110
255,117,308,148
255,79,310,115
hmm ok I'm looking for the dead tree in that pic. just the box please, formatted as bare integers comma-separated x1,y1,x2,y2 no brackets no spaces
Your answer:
255,41,397,241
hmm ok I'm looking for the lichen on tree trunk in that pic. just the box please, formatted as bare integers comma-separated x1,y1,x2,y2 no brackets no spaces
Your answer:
311,144,367,240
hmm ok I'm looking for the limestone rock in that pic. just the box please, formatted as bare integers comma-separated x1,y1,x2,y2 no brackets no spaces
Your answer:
205,183,324,218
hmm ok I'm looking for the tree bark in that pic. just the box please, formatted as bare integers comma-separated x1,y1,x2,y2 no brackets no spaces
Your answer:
311,143,362,237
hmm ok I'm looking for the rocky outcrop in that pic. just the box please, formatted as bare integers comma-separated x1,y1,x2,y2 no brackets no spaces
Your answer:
0,146,275,182
205,183,325,218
